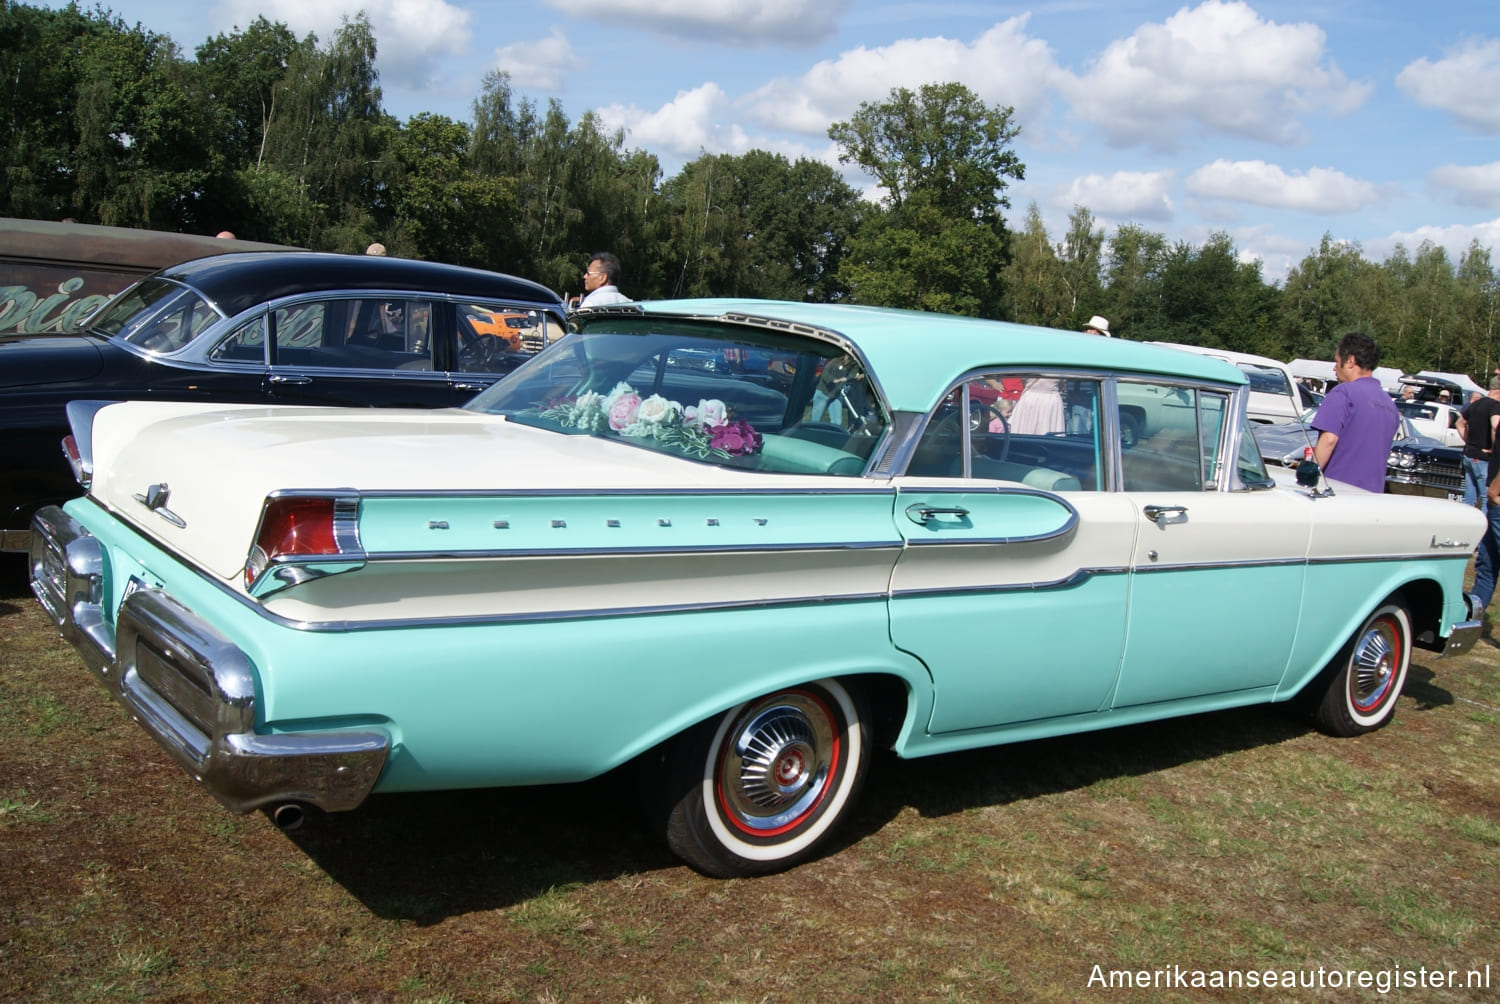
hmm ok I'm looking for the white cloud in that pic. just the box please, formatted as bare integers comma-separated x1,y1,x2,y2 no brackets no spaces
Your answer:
596,83,754,160
1061,0,1371,150
1428,162,1500,209
740,16,1060,138
494,27,577,92
1054,170,1176,220
541,0,848,45
1185,159,1388,213
215,0,472,91
1398,38,1500,132
1364,218,1500,268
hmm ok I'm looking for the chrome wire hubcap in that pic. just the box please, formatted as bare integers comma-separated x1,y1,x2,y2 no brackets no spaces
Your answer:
719,693,836,834
1351,621,1398,711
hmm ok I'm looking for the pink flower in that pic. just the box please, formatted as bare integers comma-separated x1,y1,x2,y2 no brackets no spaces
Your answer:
709,420,761,457
608,392,641,430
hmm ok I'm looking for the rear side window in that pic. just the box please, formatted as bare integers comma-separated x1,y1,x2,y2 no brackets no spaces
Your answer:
267,298,437,372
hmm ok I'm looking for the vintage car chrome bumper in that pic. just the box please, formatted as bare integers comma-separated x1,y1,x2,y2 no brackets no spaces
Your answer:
1438,592,1486,658
29,506,389,814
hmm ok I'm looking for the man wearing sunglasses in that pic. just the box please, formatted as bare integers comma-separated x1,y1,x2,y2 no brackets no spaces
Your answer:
574,252,631,309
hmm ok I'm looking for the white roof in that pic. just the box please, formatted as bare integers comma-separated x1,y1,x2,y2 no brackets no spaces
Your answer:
1414,371,1484,396
1289,359,1403,392
1288,359,1333,381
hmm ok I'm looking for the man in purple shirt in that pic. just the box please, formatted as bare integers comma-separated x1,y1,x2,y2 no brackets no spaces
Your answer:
1310,332,1400,493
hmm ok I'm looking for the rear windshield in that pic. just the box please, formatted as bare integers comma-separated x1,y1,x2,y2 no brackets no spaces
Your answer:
1238,362,1291,396
465,318,890,477
87,278,224,352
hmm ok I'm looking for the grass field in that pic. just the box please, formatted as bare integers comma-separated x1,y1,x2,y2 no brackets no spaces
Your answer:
3,574,1498,1002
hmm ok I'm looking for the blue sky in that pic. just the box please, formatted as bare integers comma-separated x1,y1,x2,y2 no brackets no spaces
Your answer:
86,0,1500,282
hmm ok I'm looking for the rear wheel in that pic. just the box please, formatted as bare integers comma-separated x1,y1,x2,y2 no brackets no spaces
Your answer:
1313,603,1411,736
647,679,869,877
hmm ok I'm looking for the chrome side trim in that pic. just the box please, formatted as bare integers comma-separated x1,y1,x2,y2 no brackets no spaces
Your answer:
356,486,900,500
1306,552,1473,566
899,488,1079,547
357,540,903,562
260,590,894,633
890,566,1122,599
1133,556,1308,574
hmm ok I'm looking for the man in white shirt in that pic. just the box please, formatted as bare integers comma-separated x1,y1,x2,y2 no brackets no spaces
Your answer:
576,252,632,308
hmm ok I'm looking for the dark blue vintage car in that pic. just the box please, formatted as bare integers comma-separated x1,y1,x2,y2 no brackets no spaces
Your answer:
1,251,564,555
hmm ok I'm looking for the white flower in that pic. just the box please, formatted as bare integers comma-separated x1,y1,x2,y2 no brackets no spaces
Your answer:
687,398,728,427
636,394,678,426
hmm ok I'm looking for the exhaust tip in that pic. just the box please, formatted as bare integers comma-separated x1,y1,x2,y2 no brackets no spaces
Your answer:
272,803,306,831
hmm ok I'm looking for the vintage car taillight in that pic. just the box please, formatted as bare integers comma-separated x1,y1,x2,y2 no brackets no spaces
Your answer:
244,495,360,591
61,434,91,488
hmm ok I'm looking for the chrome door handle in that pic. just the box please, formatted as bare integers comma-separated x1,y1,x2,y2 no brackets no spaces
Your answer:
1143,504,1187,525
268,373,312,385
905,504,971,525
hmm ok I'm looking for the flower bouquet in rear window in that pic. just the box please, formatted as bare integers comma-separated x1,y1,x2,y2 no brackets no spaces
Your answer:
537,382,760,460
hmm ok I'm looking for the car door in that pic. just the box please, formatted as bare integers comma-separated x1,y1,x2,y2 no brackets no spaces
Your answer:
1110,380,1311,707
887,376,1138,733
262,296,460,407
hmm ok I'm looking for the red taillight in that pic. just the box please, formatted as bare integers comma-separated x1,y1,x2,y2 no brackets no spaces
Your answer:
245,496,346,590
61,435,90,487
256,497,339,558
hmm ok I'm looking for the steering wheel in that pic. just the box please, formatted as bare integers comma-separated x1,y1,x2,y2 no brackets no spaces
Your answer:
458,330,497,371
988,406,1012,464
970,404,1011,463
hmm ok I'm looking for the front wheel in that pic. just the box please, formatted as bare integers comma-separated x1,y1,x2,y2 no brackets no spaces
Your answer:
1313,603,1411,736
646,679,870,877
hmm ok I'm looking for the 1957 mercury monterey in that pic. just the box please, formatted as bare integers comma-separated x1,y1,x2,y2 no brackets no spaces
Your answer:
30,300,1487,876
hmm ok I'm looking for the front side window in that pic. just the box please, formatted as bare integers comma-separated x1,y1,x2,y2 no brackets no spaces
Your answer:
455,304,563,375
1235,424,1273,488
466,319,888,476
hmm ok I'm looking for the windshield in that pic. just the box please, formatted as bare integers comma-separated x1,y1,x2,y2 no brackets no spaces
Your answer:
465,318,890,476
88,277,225,352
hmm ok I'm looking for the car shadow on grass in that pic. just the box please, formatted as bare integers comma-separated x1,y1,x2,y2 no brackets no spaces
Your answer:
283,700,1342,922
278,772,682,923
844,703,1317,841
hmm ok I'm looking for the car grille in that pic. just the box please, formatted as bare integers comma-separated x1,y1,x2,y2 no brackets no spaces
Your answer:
1388,449,1463,496
1407,455,1463,490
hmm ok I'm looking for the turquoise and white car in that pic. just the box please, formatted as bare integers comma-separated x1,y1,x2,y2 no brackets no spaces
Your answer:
30,300,1488,877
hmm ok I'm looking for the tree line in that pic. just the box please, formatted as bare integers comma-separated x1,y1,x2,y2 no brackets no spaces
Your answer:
2,2,1495,379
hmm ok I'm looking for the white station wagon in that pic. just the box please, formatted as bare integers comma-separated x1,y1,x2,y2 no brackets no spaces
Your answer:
31,299,1487,877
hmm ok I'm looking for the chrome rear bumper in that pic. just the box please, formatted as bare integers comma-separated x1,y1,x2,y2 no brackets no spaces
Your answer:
30,505,389,814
